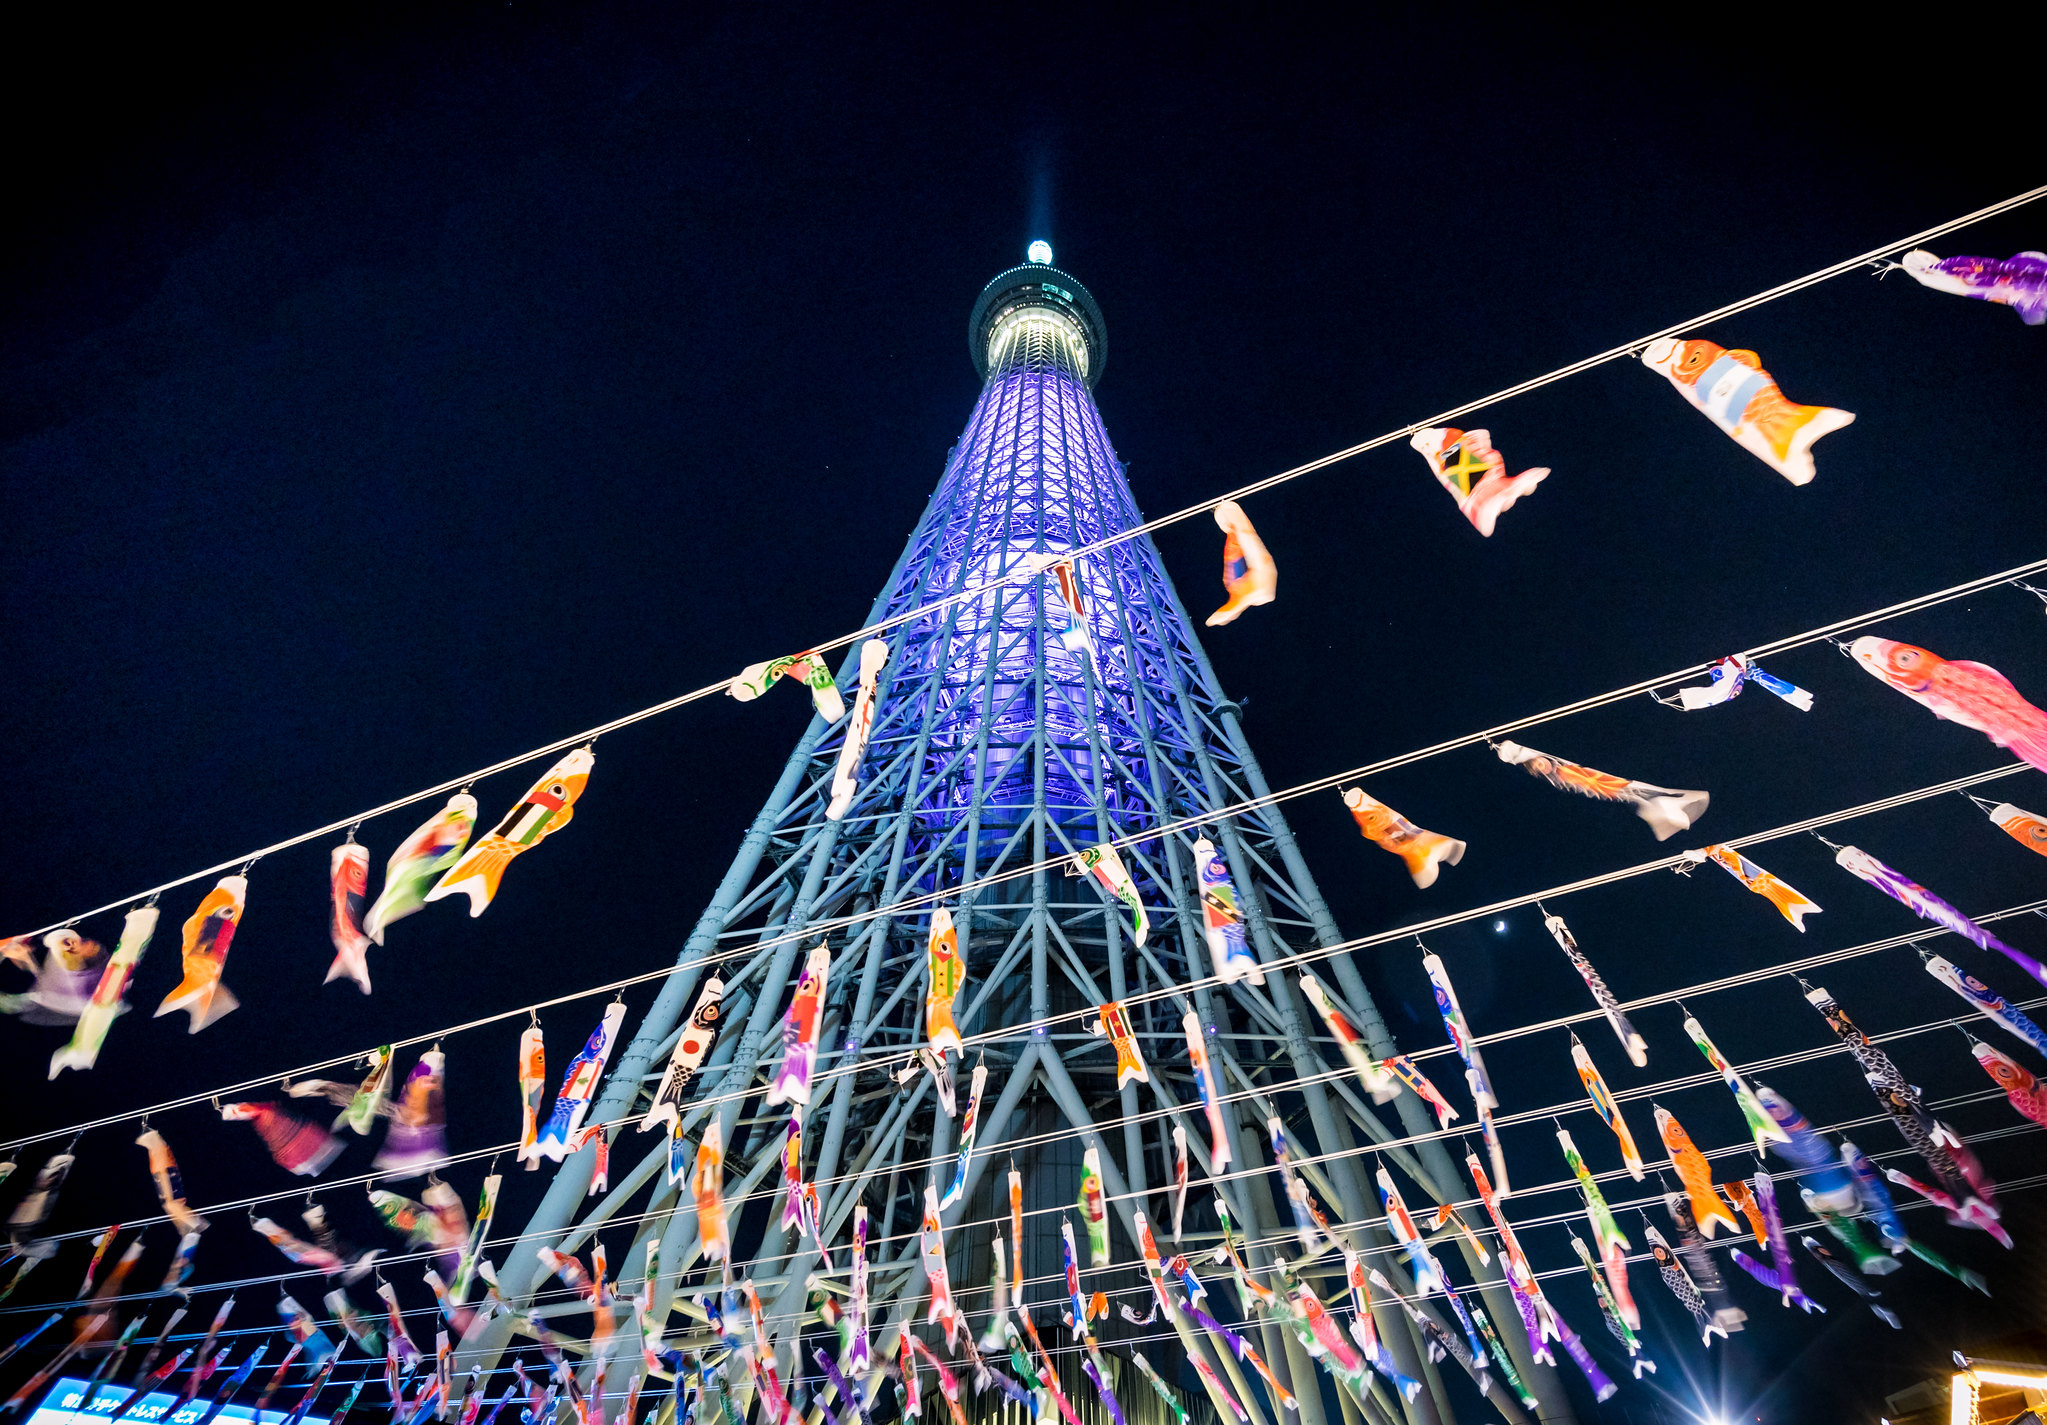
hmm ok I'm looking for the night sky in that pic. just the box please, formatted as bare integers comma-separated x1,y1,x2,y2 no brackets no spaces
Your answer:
4,8,2044,1423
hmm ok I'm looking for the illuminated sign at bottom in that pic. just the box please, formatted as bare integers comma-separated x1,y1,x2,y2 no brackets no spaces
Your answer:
26,1377,331,1425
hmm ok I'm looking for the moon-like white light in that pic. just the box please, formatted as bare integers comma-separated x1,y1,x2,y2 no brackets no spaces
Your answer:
1027,240,1053,265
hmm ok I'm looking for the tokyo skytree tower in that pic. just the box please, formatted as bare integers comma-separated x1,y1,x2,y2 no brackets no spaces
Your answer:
462,248,1571,1425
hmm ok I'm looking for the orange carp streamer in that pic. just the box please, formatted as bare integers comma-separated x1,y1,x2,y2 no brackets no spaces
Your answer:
1341,788,1465,888
1655,1107,1739,1239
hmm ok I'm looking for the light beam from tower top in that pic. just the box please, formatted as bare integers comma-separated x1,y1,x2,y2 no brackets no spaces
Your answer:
968,259,1107,386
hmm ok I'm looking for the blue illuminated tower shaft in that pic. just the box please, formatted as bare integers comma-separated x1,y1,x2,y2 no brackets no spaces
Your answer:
462,262,1572,1425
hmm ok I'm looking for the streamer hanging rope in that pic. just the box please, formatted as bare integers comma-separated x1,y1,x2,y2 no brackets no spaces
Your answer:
16,180,2045,943
3,753,2028,1157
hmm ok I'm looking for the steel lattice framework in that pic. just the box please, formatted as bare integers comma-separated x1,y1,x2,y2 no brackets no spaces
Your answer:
461,261,1578,1425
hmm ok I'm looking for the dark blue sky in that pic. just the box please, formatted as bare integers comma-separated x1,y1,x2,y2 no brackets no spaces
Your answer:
3,7,2043,1422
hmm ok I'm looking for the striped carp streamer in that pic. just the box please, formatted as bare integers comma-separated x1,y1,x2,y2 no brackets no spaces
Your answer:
727,650,845,722
1569,1235,1653,1376
825,638,889,820
1183,1011,1231,1172
373,1049,448,1178
1078,1148,1110,1266
1545,912,1645,1066
1727,1171,1822,1314
536,1002,625,1161
1682,844,1820,930
136,1128,207,1236
1423,950,1506,1192
1643,1222,1724,1345
1268,1119,1330,1253
1297,974,1396,1101
1341,788,1464,889
1681,1008,1788,1151
1043,556,1099,673
220,1100,343,1177
766,942,831,1112
691,1121,727,1262
1191,838,1262,983
1640,337,1853,485
831,1210,867,1380
1753,1083,1859,1214
364,793,475,944
1171,1125,1190,1241
1570,1033,1644,1178
515,1025,546,1170
1070,845,1148,947
921,1185,960,1347
425,747,592,916
1495,740,1707,841
1342,1249,1422,1402
941,1060,987,1208
50,905,156,1078
1408,427,1548,537
779,1117,805,1232
1923,953,2047,1058
1205,500,1277,626
642,975,723,1136
1558,1128,1639,1330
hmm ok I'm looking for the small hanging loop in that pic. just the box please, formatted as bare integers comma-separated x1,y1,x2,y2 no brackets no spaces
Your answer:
1809,831,1842,850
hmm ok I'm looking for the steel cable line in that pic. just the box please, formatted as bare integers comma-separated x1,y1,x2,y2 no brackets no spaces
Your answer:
9,553,2039,1122
17,1101,2036,1411
9,976,2035,1336
390,1148,2047,1408
6,753,2034,1156
17,179,2044,944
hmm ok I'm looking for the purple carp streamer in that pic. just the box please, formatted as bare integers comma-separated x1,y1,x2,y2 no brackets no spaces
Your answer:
1896,248,2047,324
1833,843,2047,987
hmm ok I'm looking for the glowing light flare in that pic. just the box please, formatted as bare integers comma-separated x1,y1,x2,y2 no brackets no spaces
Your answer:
1027,240,1053,265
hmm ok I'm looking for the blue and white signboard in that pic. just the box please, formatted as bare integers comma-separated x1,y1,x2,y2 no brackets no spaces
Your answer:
25,1378,330,1425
